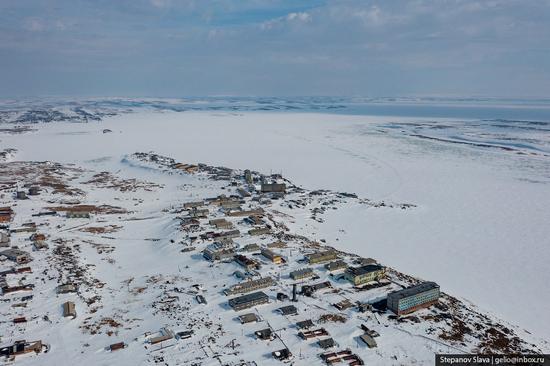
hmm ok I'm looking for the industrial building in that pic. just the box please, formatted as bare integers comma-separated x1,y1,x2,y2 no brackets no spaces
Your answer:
344,264,385,286
387,282,440,315
228,291,269,311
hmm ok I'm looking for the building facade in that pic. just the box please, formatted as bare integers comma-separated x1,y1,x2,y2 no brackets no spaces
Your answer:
387,282,440,315
290,268,315,280
306,250,338,264
261,248,283,264
344,264,385,286
228,291,269,311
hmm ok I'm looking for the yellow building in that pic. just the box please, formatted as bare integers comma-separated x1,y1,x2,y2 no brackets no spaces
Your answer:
261,248,283,264
344,265,385,286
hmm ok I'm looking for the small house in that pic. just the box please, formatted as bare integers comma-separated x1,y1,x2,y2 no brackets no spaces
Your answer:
0,249,32,264
296,319,314,330
196,294,207,304
299,328,329,340
255,328,273,340
237,188,251,197
0,232,9,247
176,330,194,340
62,301,76,318
109,342,126,352
57,283,77,294
333,299,354,311
28,187,40,196
0,207,14,223
238,313,259,324
277,292,289,301
272,348,292,361
33,240,48,250
277,305,298,316
318,338,335,349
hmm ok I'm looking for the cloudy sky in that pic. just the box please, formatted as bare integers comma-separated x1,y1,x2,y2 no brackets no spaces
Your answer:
1,0,549,98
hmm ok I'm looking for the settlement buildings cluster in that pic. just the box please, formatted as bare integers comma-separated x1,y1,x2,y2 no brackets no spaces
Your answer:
171,165,442,364
0,156,443,365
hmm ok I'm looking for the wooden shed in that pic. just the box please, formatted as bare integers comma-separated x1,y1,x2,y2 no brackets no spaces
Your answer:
62,301,76,318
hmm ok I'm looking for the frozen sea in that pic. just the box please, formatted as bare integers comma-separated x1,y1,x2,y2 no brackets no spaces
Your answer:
2,97,550,340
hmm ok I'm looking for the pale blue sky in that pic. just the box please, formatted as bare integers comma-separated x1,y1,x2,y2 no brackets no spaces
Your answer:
1,0,549,97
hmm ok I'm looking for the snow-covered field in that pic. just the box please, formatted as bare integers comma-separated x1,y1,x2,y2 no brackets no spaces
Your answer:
1,109,549,364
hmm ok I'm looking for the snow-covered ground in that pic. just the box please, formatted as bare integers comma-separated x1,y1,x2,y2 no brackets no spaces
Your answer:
1,110,549,365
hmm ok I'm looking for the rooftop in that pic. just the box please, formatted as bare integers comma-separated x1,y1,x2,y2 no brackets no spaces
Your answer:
388,282,440,300
346,264,384,276
228,291,268,306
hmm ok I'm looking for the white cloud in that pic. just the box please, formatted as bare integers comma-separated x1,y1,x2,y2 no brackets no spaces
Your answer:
150,0,172,9
23,17,44,32
261,11,311,30
286,12,311,22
